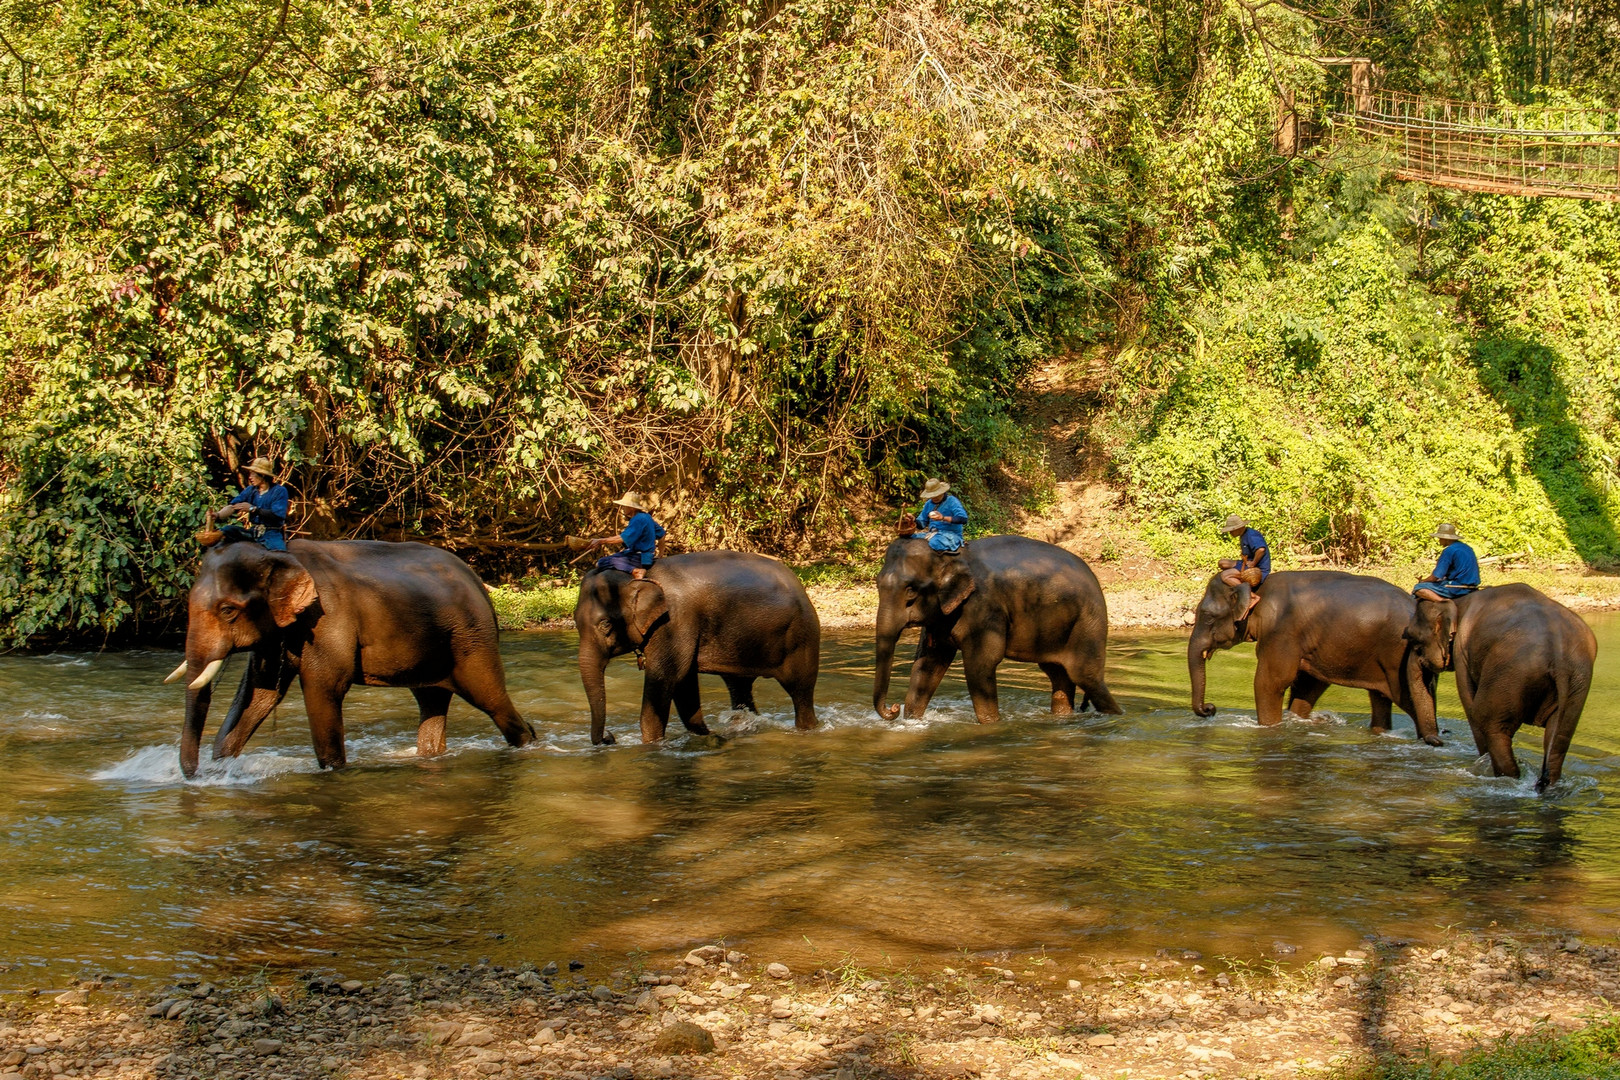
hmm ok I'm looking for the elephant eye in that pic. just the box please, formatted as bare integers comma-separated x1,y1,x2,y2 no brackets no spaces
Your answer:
217,601,242,623
596,618,614,636
903,586,918,604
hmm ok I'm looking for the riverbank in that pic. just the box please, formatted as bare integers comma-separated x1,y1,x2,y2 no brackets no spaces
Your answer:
4,931,1618,1080
488,562,1620,633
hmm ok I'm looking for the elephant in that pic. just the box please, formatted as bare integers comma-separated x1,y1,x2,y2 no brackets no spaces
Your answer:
170,538,535,777
1188,569,1440,741
574,551,820,744
1404,584,1596,791
872,535,1120,722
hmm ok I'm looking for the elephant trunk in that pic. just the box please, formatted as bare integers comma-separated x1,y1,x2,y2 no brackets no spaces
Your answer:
579,642,613,745
1188,631,1217,718
212,648,293,761
872,604,905,721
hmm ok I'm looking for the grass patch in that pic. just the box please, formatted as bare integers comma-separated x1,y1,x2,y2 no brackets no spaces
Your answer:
792,560,879,588
1327,1017,1620,1079
488,584,578,629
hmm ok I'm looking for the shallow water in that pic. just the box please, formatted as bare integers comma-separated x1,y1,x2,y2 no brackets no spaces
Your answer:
1,617,1618,988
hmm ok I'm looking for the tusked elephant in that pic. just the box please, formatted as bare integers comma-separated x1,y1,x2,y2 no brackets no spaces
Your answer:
169,538,534,777
574,551,820,744
873,535,1120,722
1188,570,1439,741
1405,584,1596,791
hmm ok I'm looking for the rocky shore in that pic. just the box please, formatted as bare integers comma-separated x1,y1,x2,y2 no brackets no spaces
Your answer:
4,931,1617,1080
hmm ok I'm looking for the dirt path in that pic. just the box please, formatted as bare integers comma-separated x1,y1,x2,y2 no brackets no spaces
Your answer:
4,931,1615,1080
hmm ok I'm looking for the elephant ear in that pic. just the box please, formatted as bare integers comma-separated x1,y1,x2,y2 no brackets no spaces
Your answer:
626,580,669,641
265,556,319,628
938,560,977,615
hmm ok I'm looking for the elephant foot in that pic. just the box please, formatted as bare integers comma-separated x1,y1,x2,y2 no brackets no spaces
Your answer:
1192,704,1217,718
1423,735,1443,747
417,717,448,757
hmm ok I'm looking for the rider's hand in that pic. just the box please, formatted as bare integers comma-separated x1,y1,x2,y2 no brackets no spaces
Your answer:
928,511,943,521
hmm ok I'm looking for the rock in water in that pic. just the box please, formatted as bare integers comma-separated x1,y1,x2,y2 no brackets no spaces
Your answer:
766,963,791,979
53,990,88,1006
541,962,559,976
652,1021,716,1055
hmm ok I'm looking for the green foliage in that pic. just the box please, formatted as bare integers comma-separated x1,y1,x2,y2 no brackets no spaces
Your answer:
1117,172,1620,569
0,0,1117,642
1325,1016,1620,1079
487,584,578,629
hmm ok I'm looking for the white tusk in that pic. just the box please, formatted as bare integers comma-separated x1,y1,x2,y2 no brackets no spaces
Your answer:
162,661,189,684
188,658,226,691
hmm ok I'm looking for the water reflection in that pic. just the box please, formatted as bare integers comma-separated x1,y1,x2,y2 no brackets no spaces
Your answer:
0,619,1614,988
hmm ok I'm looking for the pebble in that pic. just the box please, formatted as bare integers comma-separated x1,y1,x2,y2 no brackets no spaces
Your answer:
534,1028,557,1045
766,963,791,980
1087,1033,1117,1047
252,1039,283,1055
455,1027,497,1047
542,962,560,976
651,1020,715,1055
53,989,87,1006
591,985,614,1001
339,980,364,993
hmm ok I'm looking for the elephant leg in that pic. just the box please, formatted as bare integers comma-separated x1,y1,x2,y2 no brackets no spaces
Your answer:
638,676,676,743
1252,647,1298,727
1288,673,1330,720
1481,724,1521,779
411,687,453,757
960,633,1006,724
451,655,536,748
1039,663,1076,716
672,667,709,735
1539,677,1589,791
305,682,350,770
904,634,959,719
721,675,758,713
783,678,818,731
1367,691,1393,733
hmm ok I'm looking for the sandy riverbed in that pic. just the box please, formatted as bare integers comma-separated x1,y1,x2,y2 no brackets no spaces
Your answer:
4,931,1617,1080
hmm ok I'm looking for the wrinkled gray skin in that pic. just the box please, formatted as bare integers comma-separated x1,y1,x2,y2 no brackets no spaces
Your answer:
873,535,1120,722
1406,584,1596,791
179,539,534,777
1189,569,1439,741
574,551,820,744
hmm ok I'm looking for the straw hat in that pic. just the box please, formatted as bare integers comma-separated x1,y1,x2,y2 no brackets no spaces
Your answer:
245,457,275,480
1434,522,1462,542
920,478,950,501
611,492,648,513
1223,514,1248,534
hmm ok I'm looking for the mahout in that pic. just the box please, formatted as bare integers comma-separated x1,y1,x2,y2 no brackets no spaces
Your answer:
171,537,533,776
872,534,1119,722
1188,569,1440,742
573,551,820,744
1405,584,1596,791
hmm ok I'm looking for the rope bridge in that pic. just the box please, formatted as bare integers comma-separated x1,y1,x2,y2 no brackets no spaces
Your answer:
1289,64,1620,202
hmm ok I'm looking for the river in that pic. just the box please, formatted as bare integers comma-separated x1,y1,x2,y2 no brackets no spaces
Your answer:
1,619,1616,988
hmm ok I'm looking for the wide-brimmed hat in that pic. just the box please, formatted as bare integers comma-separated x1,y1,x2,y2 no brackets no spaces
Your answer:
1223,514,1248,534
1434,522,1462,542
920,478,950,501
245,456,276,480
611,492,648,513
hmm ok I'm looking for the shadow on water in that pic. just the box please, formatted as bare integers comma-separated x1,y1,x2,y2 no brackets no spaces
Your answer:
1474,330,1620,564
0,623,1616,988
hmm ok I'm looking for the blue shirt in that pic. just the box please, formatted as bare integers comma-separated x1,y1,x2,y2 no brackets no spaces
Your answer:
1238,527,1271,579
230,483,289,537
618,511,665,567
915,494,967,538
1432,541,1480,587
